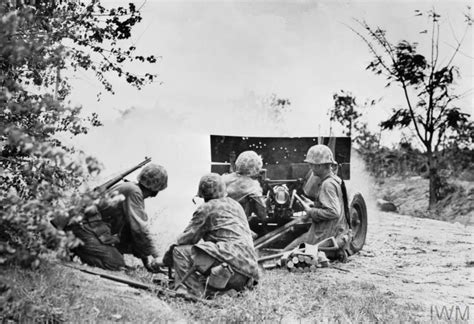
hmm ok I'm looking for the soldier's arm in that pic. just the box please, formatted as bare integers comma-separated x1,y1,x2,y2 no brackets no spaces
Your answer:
306,181,340,222
162,207,209,267
250,195,267,221
125,191,160,258
175,207,209,245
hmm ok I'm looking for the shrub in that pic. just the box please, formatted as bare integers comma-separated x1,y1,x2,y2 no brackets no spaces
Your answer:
0,1,156,267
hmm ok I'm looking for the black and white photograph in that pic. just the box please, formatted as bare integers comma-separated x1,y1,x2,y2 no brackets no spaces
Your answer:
1,0,472,322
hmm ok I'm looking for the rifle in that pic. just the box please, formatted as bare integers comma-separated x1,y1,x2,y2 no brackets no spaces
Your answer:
94,157,152,194
50,157,151,230
62,263,210,304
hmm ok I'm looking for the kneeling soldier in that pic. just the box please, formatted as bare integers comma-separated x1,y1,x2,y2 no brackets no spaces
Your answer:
163,173,259,297
222,150,267,233
70,164,167,272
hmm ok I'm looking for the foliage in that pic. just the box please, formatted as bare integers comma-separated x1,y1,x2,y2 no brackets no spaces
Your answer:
3,0,157,96
330,91,472,180
329,90,385,175
330,90,362,137
353,8,472,207
363,142,425,178
329,90,382,149
0,1,157,267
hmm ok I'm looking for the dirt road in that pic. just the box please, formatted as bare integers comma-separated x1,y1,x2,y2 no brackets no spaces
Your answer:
321,209,473,320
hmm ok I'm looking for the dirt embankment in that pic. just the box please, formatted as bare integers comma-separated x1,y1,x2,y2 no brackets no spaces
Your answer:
374,177,474,226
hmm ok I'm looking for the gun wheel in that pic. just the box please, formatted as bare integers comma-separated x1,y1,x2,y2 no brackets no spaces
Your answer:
348,192,368,254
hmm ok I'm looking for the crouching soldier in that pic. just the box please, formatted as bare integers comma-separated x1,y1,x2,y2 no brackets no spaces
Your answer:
302,145,348,245
286,145,349,256
70,164,168,272
222,150,267,232
163,173,259,298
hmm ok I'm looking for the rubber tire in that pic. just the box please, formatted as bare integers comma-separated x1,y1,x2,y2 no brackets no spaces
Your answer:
348,192,368,254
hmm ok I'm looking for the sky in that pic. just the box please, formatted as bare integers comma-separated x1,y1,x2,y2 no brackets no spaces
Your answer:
67,0,473,238
71,0,472,137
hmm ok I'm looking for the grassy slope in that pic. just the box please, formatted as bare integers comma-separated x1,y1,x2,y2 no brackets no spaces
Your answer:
374,177,474,226
1,259,422,323
1,260,180,323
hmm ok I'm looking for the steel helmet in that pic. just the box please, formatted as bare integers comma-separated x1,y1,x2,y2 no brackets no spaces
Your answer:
235,151,263,177
304,145,337,165
137,164,168,192
197,173,226,200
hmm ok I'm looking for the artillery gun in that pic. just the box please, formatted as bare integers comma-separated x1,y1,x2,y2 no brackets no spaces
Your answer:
210,135,368,257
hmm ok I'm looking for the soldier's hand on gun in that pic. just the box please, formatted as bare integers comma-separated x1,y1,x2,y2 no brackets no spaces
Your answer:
292,193,313,221
295,194,312,212
301,195,315,208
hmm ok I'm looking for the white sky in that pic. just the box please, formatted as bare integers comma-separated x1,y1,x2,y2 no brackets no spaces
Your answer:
67,0,473,236
71,0,472,136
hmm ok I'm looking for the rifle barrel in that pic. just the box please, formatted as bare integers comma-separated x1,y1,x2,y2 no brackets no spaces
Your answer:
96,157,152,192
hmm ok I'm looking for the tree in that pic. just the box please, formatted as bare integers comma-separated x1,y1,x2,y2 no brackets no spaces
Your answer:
330,90,362,137
0,1,157,267
352,8,472,208
329,90,385,177
329,90,380,149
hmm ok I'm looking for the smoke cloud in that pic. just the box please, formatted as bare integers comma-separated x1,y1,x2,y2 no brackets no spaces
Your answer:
345,151,379,230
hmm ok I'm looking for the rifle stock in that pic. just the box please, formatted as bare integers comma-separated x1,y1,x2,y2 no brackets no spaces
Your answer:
94,157,152,194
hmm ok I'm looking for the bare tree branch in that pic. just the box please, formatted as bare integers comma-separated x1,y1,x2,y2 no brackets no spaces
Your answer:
348,22,392,74
443,42,474,59
445,24,469,67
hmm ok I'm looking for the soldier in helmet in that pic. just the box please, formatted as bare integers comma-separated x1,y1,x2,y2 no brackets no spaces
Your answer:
162,173,259,297
287,144,348,249
222,150,267,232
70,163,168,272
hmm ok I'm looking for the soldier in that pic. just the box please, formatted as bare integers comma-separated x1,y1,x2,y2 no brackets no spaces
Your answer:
70,164,168,272
222,150,267,231
287,144,348,250
163,173,259,297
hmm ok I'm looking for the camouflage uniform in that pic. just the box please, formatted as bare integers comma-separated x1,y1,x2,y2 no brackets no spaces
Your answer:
165,173,259,297
223,150,266,227
222,172,266,223
71,181,160,270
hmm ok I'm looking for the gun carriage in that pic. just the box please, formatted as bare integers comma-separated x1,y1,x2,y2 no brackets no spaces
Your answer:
210,135,368,256
60,139,368,294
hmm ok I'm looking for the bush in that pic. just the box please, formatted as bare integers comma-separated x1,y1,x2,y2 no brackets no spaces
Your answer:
0,1,156,267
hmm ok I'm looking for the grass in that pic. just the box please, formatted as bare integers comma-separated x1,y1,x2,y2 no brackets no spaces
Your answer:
0,258,179,323
1,257,423,323
166,270,423,322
